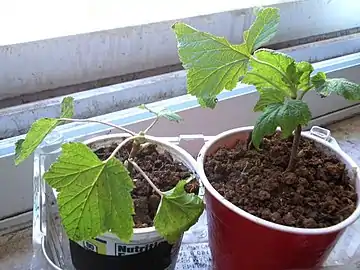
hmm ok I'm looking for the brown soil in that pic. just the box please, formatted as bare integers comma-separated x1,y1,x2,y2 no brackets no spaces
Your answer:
204,132,357,228
94,141,199,228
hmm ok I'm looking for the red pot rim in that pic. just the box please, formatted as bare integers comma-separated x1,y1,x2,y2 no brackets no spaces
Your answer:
197,126,360,235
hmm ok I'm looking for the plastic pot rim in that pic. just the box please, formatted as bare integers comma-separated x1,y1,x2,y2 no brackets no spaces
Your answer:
196,126,360,235
81,133,200,241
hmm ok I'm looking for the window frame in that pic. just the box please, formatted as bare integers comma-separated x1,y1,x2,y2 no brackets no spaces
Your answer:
0,0,359,101
1,51,360,228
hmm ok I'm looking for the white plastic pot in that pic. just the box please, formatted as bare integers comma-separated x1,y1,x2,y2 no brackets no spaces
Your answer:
64,134,200,270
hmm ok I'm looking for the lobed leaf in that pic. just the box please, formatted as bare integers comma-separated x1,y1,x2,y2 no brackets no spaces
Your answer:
243,7,280,53
172,22,250,99
242,49,296,97
313,77,360,100
44,142,134,242
252,99,312,148
154,180,205,244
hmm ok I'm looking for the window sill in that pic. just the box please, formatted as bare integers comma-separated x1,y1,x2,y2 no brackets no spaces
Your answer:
0,0,359,101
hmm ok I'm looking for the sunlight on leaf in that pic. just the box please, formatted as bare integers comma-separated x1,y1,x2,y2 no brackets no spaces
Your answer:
172,22,249,99
254,88,287,112
242,49,296,97
154,180,205,244
44,142,134,242
61,96,75,118
252,99,311,148
15,97,75,165
243,7,280,53
15,118,59,165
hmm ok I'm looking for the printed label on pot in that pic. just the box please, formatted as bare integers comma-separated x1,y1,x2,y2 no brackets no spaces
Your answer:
81,238,108,255
72,235,182,270
115,240,166,256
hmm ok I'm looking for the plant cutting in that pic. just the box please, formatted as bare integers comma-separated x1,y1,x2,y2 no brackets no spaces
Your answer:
172,6,360,270
15,98,205,270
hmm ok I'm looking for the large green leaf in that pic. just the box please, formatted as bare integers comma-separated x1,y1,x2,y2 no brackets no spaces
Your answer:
252,99,312,148
313,77,360,100
243,7,280,53
254,88,287,112
172,22,250,98
14,97,75,165
242,49,296,97
154,180,205,244
44,142,134,242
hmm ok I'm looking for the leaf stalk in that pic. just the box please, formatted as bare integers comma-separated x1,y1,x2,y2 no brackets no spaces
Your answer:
59,118,136,136
128,159,163,197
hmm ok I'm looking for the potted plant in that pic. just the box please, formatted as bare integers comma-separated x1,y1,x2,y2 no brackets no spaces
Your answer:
15,99,205,270
172,6,360,270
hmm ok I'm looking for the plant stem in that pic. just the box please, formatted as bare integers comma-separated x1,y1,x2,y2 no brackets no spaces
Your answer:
298,85,314,100
105,136,138,162
128,159,163,197
144,117,159,134
287,125,302,171
59,118,136,136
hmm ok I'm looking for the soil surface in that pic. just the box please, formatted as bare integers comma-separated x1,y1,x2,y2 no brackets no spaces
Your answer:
94,141,199,228
204,132,357,228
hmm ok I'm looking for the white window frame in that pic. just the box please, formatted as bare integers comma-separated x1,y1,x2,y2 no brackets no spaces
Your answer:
1,0,360,230
0,0,359,100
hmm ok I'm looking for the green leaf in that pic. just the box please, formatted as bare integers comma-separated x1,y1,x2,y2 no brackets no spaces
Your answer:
14,97,75,165
61,96,75,118
198,97,218,109
311,72,327,88
296,62,314,89
15,118,59,165
254,88,287,112
252,99,312,148
313,78,360,100
44,142,134,242
172,22,250,98
157,109,182,122
138,104,182,122
154,180,205,244
14,139,25,161
243,7,280,53
242,49,296,97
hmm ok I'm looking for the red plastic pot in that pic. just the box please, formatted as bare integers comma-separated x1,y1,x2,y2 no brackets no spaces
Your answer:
197,126,360,270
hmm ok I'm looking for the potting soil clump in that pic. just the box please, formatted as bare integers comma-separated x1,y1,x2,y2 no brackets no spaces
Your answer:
204,132,357,228
94,142,199,228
